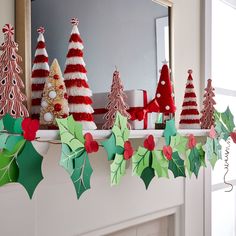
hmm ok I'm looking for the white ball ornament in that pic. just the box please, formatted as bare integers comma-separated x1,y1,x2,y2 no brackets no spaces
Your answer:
157,93,161,98
49,90,57,99
166,105,170,110
161,80,165,85
41,100,48,108
44,112,53,122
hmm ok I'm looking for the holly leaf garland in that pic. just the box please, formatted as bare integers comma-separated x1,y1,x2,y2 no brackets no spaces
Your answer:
215,107,235,140
168,152,186,178
132,136,169,189
57,116,84,152
0,140,24,186
170,134,188,154
102,113,133,186
152,151,169,179
57,116,99,199
203,137,222,169
186,147,201,178
164,119,177,145
111,154,126,186
71,151,93,199
17,141,44,198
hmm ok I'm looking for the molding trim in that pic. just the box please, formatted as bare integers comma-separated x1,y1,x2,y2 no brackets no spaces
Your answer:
15,0,31,110
152,0,173,7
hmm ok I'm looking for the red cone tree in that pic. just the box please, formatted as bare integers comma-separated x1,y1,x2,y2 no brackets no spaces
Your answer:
31,27,50,119
103,69,130,129
155,63,176,117
179,70,200,129
0,24,29,118
200,79,216,129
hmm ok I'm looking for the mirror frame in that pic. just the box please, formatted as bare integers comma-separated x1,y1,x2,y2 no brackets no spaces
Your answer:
15,0,174,111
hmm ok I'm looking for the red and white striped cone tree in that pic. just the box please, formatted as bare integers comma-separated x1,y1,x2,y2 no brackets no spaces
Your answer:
64,18,97,130
179,70,200,129
0,24,29,118
31,27,50,119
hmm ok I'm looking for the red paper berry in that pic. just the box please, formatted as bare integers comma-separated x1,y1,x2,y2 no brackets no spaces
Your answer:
54,103,62,112
59,85,64,89
124,141,134,160
64,93,68,99
188,134,196,149
230,132,236,144
84,133,99,153
144,135,155,151
53,74,59,80
22,118,40,141
163,146,173,160
61,114,68,118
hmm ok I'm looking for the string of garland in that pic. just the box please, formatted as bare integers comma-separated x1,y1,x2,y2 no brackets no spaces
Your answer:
0,107,235,199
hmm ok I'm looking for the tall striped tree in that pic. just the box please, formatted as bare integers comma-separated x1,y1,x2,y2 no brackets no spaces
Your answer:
31,27,49,119
64,18,96,130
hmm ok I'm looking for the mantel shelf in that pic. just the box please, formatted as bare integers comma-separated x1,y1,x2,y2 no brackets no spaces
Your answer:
36,129,209,141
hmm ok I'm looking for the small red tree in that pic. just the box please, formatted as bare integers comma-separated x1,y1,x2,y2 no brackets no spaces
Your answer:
155,64,176,118
200,79,216,129
103,69,130,129
0,24,29,118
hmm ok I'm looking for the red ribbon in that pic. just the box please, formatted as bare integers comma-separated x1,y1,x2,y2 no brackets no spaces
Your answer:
94,91,159,129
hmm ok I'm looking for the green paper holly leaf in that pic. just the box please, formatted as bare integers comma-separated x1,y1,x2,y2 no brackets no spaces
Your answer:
57,116,84,152
132,147,150,177
168,151,186,178
2,114,23,134
164,119,177,145
170,134,188,154
215,107,235,140
60,144,84,176
102,133,124,161
111,154,126,186
112,112,130,146
0,133,8,150
140,166,155,189
0,140,25,186
184,153,192,178
204,137,222,169
5,135,24,152
71,151,93,199
152,151,169,178
196,143,206,167
186,148,201,178
0,120,8,149
17,141,44,198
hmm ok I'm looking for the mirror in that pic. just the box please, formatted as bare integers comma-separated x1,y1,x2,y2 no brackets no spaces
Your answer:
31,0,171,100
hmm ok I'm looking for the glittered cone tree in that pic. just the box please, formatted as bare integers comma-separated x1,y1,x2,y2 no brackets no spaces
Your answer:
31,27,50,119
179,70,200,129
40,59,69,128
155,63,176,127
200,79,216,129
0,24,29,118
103,70,130,130
64,18,96,130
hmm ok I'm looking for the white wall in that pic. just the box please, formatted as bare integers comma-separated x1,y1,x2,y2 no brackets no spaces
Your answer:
0,0,204,236
0,0,14,42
